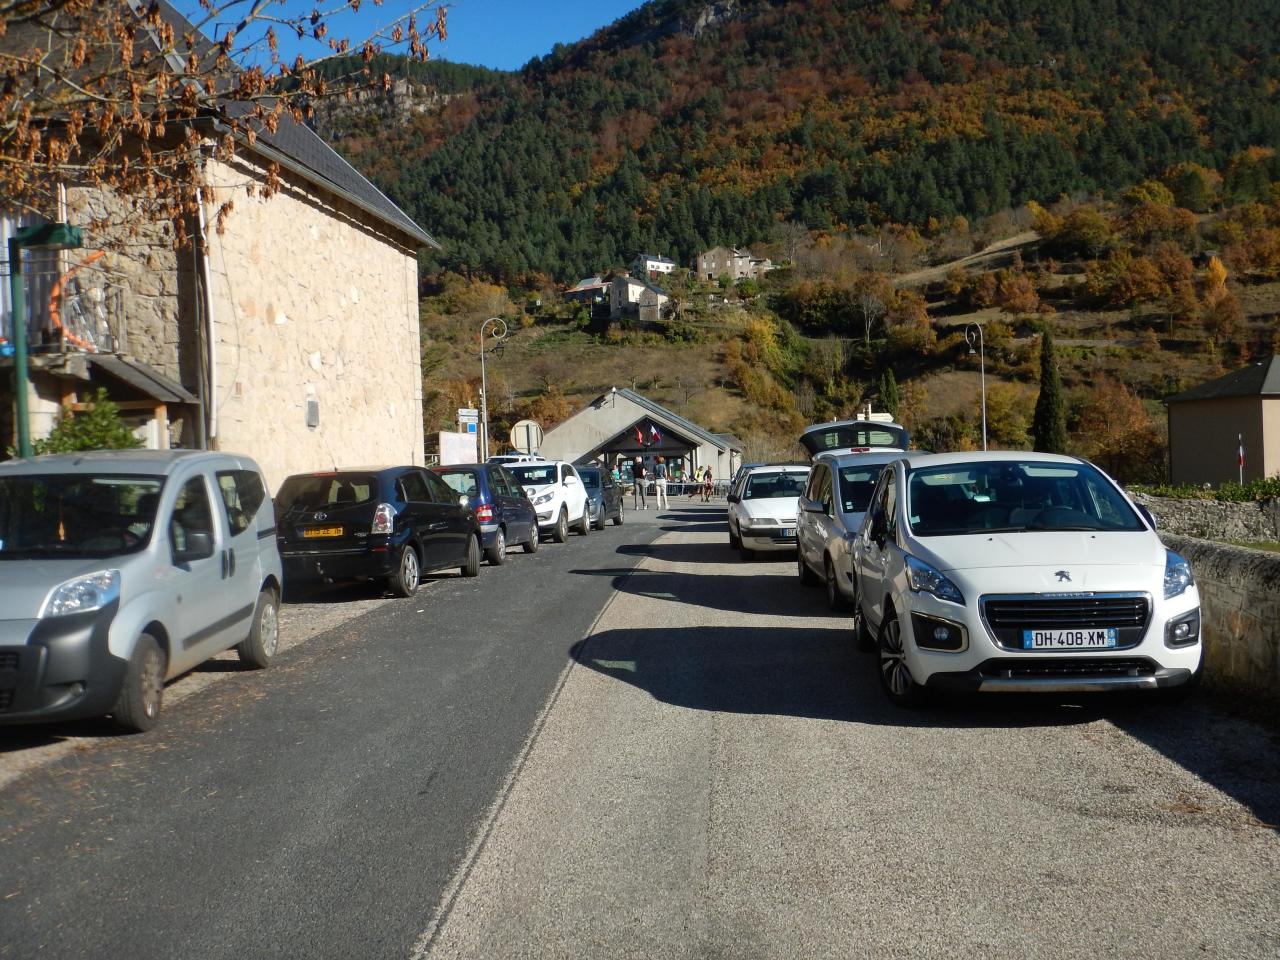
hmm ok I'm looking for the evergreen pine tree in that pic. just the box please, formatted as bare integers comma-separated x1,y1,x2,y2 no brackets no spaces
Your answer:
1031,331,1068,453
879,369,900,419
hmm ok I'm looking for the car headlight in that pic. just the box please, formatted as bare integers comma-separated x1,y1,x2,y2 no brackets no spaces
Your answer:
1164,550,1194,599
40,570,121,618
905,555,964,605
532,491,554,506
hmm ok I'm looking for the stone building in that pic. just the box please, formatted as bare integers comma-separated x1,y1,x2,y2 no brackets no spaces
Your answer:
695,245,773,282
609,275,670,323
1165,356,1280,486
0,1,437,491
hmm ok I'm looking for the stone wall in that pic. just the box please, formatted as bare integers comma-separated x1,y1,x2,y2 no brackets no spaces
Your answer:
201,156,424,492
1130,491,1280,542
1160,533,1280,717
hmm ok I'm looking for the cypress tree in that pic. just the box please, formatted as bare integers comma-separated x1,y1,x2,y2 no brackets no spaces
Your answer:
879,369,900,419
1032,330,1068,453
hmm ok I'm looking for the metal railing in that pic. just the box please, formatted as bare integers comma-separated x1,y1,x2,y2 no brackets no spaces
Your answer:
1,259,126,355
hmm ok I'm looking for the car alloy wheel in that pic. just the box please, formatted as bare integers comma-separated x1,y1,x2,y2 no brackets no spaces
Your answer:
798,550,819,586
553,509,569,543
852,583,876,652
825,558,849,611
391,545,420,597
486,528,507,565
523,523,539,553
878,612,925,706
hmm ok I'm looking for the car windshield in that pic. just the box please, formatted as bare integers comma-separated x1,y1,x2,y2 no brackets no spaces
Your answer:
276,474,377,514
906,460,1145,536
744,471,809,500
836,466,883,514
508,464,558,486
435,470,481,499
578,470,601,490
0,474,164,559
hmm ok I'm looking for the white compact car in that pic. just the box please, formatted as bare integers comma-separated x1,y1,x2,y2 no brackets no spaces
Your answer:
797,451,908,610
850,452,1202,705
727,464,811,560
506,460,590,543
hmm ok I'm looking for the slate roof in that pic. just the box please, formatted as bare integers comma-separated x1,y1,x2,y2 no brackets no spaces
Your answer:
616,389,734,451
145,1,437,248
1165,356,1280,403
634,253,676,264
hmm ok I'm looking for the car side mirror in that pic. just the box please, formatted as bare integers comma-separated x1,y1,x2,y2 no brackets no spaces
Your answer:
727,494,740,504
173,530,214,564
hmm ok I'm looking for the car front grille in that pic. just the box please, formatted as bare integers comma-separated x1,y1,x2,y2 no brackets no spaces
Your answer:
979,657,1159,680
981,594,1151,650
0,689,13,711
0,651,19,671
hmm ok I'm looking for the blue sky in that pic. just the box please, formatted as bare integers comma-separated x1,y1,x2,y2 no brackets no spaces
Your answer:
175,1,644,72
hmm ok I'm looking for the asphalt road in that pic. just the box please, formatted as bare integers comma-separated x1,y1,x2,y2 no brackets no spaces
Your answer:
0,508,662,960
3,504,1279,960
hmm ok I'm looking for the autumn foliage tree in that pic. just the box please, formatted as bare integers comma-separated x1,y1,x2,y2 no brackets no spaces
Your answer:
0,0,445,241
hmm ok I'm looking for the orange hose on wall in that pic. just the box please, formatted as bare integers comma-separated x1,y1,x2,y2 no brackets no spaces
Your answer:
48,249,106,351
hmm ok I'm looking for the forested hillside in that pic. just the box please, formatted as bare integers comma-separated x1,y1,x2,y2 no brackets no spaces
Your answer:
317,0,1280,284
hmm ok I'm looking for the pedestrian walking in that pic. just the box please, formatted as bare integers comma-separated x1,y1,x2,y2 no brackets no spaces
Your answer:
654,456,669,509
701,465,714,502
633,457,648,510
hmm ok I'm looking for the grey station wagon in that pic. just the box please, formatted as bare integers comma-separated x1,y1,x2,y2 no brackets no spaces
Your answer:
0,450,283,732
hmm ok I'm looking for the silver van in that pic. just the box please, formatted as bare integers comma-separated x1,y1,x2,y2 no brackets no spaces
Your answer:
0,450,283,731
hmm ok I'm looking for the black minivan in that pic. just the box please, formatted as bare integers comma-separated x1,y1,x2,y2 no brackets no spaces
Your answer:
276,466,481,596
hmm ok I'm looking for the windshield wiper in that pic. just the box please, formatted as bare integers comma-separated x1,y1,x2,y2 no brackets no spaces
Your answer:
979,526,1029,533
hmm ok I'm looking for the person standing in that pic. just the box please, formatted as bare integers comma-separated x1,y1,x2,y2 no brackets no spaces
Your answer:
653,456,669,509
633,457,648,510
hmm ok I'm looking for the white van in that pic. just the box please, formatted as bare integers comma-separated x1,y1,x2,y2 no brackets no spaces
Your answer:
0,450,283,731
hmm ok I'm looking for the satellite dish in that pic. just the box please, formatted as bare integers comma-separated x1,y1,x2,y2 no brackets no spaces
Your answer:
510,419,544,454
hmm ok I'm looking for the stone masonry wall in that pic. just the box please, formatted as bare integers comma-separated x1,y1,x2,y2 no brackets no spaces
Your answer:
1160,533,1280,718
201,157,424,492
1130,491,1280,542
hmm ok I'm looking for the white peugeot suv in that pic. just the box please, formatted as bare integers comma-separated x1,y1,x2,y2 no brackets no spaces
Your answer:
506,460,590,543
851,452,1202,705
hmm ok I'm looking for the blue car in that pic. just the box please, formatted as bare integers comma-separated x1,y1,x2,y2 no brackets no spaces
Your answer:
577,466,624,529
433,463,539,563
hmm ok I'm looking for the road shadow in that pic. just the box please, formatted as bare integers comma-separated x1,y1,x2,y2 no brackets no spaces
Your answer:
570,626,1105,730
282,580,387,604
613,540,740,566
1106,696,1280,829
573,565,814,617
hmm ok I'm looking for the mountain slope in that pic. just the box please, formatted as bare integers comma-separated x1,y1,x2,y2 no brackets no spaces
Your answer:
319,0,1280,283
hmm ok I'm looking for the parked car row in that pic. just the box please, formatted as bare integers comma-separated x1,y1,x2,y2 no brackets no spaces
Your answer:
0,451,622,733
734,417,1205,707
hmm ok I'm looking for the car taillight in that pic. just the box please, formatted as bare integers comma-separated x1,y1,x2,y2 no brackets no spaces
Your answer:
475,504,494,523
372,503,396,535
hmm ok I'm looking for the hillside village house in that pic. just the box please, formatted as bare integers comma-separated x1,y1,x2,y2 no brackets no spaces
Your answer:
630,253,678,280
1165,356,1280,485
610,275,670,324
696,246,773,282
564,276,610,314
0,1,436,491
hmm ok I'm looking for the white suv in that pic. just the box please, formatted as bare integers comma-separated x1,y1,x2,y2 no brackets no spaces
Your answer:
851,451,1202,705
727,463,811,560
507,460,590,543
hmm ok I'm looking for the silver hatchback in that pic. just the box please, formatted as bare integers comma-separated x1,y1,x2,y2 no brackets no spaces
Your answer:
797,451,908,610
0,450,283,731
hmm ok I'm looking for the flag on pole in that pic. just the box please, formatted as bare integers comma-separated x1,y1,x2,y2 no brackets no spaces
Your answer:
1238,434,1245,467
650,424,662,442
635,425,644,445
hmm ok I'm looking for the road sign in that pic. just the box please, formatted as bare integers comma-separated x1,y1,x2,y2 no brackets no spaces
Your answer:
510,419,543,455
458,407,480,424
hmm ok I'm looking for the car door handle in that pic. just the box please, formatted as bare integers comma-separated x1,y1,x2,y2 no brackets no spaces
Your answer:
220,549,228,578
228,548,236,577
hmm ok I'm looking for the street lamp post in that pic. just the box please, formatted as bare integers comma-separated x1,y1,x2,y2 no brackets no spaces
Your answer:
7,222,84,458
478,316,507,461
965,321,987,451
